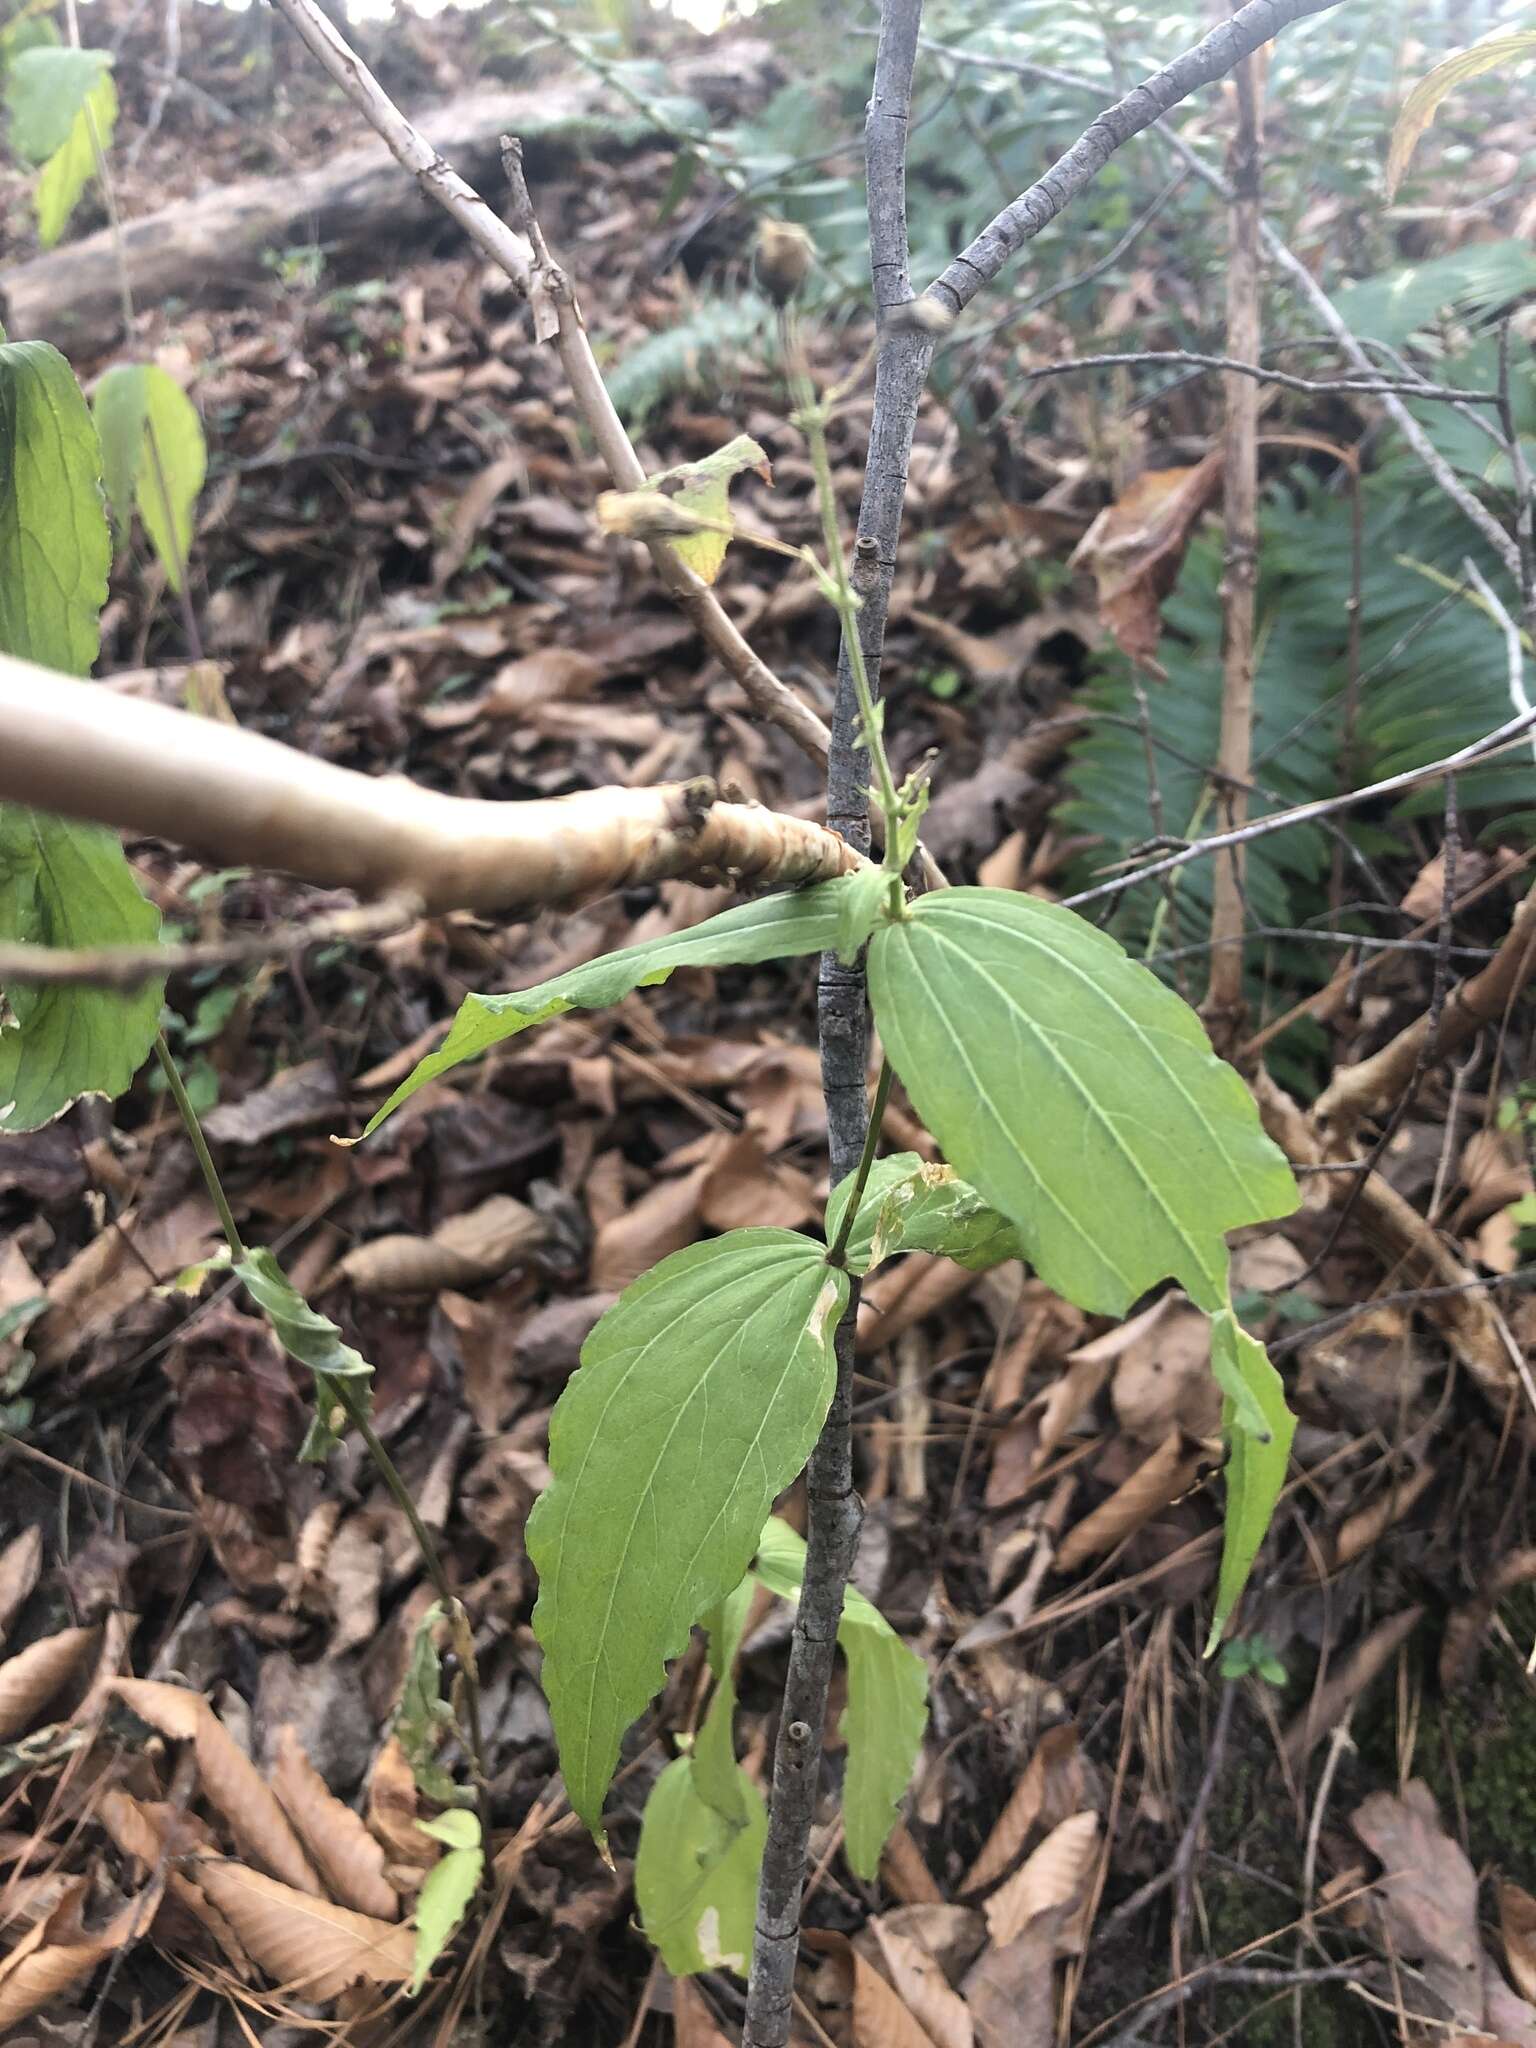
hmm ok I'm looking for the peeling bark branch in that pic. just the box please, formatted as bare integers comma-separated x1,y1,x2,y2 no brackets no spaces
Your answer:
0,663,860,917
267,0,832,771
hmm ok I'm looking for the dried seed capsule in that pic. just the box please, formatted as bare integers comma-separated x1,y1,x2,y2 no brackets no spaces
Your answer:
754,218,815,307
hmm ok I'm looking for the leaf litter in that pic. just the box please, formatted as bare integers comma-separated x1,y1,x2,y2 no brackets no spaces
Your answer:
2,3,1536,2043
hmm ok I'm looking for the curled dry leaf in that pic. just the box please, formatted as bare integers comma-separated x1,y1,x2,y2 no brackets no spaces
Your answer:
1502,1881,1536,2005
1352,1780,1481,2027
962,1725,1081,1897
0,1626,98,1740
590,1163,711,1292
1328,1460,1437,1572
698,1131,816,1232
109,1677,322,1896
97,1787,251,1978
983,1811,1100,1951
673,1975,737,2048
1055,1432,1201,1575
271,1725,399,1920
1068,454,1223,670
1442,1550,1536,1688
0,1876,160,2030
193,1856,416,2003
366,1736,440,1876
0,1526,42,1644
1283,1608,1423,1771
1108,1296,1221,1445
334,1193,547,1294
852,1945,946,2048
869,1917,975,2048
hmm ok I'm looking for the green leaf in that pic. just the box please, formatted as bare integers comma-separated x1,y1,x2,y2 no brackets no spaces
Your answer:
409,1817,482,1995
33,68,113,247
363,877,861,1135
5,45,109,161
1386,33,1536,196
751,1516,927,1882
1207,1311,1295,1650
0,809,162,1132
866,889,1299,1316
394,1604,471,1808
826,1150,1022,1277
526,1229,848,1842
635,1755,766,1975
692,1581,753,1827
0,337,111,675
832,861,890,966
656,432,772,584
232,1247,372,1462
92,363,206,591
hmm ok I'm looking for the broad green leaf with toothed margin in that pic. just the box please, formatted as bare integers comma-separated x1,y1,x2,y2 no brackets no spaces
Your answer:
527,1229,848,1843
635,1754,766,1975
751,1515,927,1882
866,889,1299,1317
1207,1311,1295,1649
33,68,114,246
93,363,206,592
362,877,867,1135
825,1150,1022,1276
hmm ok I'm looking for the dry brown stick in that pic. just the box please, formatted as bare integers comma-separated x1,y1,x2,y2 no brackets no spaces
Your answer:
0,891,424,992
1314,881,1536,1141
265,0,831,771
1203,48,1265,1046
0,661,861,919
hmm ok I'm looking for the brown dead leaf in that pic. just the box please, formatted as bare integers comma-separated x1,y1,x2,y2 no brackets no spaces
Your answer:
110,1677,322,1896
0,1528,43,1646
1352,1781,1481,2025
97,1788,250,1978
853,1945,944,2048
1284,1608,1423,1771
880,1822,945,1904
590,1163,710,1292
335,1194,547,1294
430,451,525,590
271,1726,399,1920
1328,1460,1437,1571
365,1736,439,1874
1069,456,1223,669
1109,1296,1221,1444
1502,1882,1536,2004
699,1132,816,1232
0,1876,160,2029
673,1977,736,2048
1055,1433,1201,1574
193,1856,415,2002
962,1724,1082,1896
202,1061,344,1146
869,1917,975,2048
1442,1550,1536,1687
1483,1948,1536,2047
32,1194,219,1374
0,1626,98,1740
983,1811,1099,1950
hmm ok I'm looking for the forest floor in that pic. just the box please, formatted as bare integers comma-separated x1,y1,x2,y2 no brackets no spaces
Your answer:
3,3,1536,2045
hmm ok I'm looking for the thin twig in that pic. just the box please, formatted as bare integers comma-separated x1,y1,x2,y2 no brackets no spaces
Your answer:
1061,702,1536,912
1018,350,1497,404
265,0,830,770
0,890,424,992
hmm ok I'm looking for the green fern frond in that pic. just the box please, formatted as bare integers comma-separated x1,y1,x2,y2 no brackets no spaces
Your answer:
605,293,774,428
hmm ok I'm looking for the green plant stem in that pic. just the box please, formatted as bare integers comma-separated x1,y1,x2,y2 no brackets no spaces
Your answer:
781,310,905,901
153,1030,492,1820
154,1032,243,1255
825,1060,894,1269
